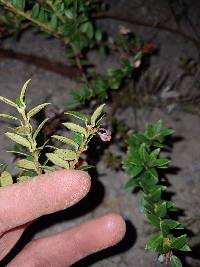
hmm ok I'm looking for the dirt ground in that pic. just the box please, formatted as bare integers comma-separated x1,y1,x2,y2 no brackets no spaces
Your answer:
0,1,200,266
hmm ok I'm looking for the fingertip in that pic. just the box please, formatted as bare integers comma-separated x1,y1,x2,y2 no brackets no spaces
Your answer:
60,169,91,208
101,213,126,247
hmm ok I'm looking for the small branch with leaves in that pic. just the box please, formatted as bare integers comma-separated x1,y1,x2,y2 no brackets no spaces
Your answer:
123,120,191,267
0,80,108,186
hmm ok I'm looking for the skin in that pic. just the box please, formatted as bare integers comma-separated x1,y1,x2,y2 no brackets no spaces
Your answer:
0,170,126,266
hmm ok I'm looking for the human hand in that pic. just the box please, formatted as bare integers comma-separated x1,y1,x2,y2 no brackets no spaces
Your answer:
0,170,126,266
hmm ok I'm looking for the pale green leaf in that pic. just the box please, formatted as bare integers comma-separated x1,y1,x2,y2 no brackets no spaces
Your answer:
0,96,18,108
6,150,30,157
50,14,58,30
64,111,88,122
91,104,105,126
52,135,78,150
17,176,29,182
0,114,19,121
46,153,69,169
27,103,51,118
33,118,49,140
17,159,35,170
5,132,31,149
13,126,30,135
0,171,13,187
55,149,77,161
170,255,182,267
77,165,94,171
20,79,31,104
63,122,87,136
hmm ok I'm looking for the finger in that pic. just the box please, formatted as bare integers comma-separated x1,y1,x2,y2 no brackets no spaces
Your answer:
0,170,91,235
0,224,28,261
7,213,126,267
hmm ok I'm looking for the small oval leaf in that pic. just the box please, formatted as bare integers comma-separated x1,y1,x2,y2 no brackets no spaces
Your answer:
5,132,31,149
20,79,31,105
46,153,69,169
170,255,182,267
91,104,105,126
0,171,13,187
28,103,50,118
17,176,30,183
52,135,78,150
62,122,87,136
0,114,19,121
64,111,88,122
33,118,49,140
17,159,35,170
55,149,77,161
0,96,18,108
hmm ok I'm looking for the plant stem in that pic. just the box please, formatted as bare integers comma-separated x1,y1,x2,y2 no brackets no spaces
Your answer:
19,106,42,175
70,126,94,169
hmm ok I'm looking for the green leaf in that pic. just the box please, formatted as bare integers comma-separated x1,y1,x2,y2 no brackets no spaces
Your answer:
27,103,50,118
170,255,182,267
12,126,30,135
147,168,158,179
55,149,77,161
179,244,191,251
38,9,48,23
71,132,83,146
130,165,143,177
171,235,188,250
163,219,183,229
65,10,74,19
19,79,31,106
6,150,30,157
80,21,94,39
95,29,102,42
52,135,78,150
160,220,170,237
139,143,149,162
149,187,162,202
77,165,94,171
146,213,160,227
0,171,13,187
51,14,58,30
155,120,163,133
0,96,18,108
128,150,142,165
91,104,105,126
156,201,167,218
16,0,25,11
63,122,87,136
5,132,31,149
160,128,174,136
17,159,35,170
145,233,163,252
64,111,88,122
125,177,139,189
150,148,160,162
0,114,19,121
156,158,170,168
33,118,49,140
31,3,40,18
17,176,29,182
46,153,69,169
138,191,145,213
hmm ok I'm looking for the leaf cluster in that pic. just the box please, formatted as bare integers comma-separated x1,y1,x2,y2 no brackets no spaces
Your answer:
0,0,102,53
123,120,190,267
70,51,143,105
0,80,106,186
